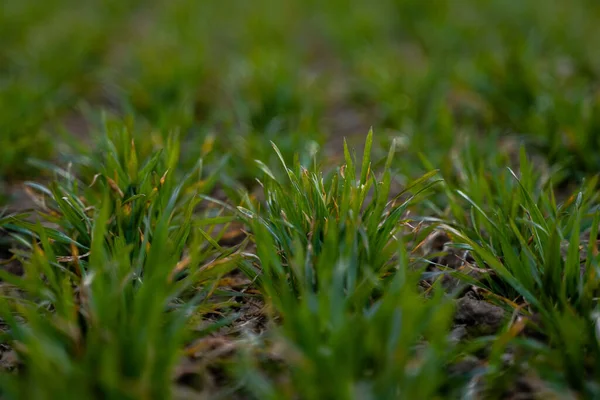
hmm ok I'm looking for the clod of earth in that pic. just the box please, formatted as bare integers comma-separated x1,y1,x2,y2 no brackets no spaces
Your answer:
454,292,508,337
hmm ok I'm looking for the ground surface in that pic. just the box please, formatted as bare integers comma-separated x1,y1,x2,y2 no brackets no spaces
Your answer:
1,1,600,399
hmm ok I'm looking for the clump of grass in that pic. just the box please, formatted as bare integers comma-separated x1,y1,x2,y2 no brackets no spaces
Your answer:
231,133,461,398
438,147,600,396
240,131,440,281
0,128,238,398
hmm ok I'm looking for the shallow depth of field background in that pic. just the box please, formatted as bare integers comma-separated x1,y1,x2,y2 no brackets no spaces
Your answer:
2,0,599,194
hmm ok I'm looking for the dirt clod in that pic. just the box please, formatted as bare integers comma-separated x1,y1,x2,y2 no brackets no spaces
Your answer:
454,292,507,337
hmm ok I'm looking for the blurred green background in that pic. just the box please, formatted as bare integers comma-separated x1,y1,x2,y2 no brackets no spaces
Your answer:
2,0,600,200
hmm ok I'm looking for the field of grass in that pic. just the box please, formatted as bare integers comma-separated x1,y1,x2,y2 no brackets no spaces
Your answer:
1,1,600,398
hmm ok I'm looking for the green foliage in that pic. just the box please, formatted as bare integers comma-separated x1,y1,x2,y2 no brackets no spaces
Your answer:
2,0,600,398
235,134,456,399
439,148,600,396
0,129,238,398
241,131,439,285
